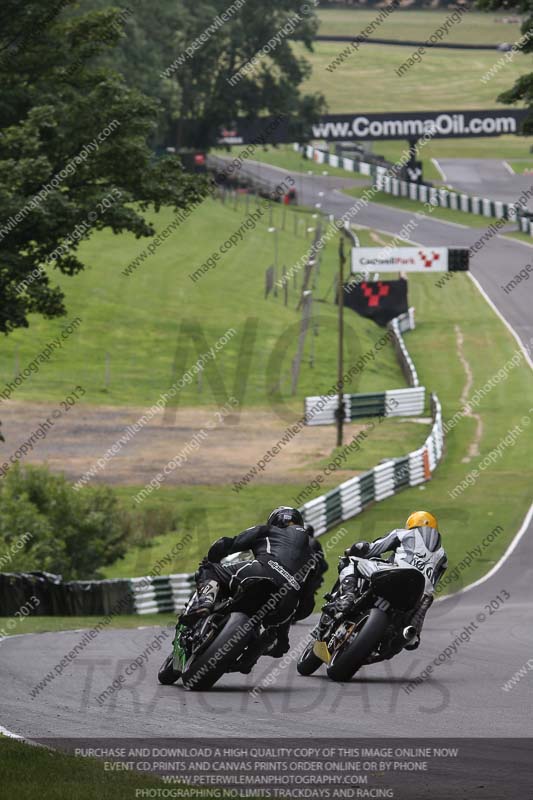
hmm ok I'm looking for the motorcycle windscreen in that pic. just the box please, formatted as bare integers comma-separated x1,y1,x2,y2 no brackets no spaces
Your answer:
370,568,425,610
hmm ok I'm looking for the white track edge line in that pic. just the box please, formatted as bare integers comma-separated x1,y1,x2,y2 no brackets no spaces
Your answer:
434,270,533,600
0,724,24,739
432,158,447,181
437,501,533,601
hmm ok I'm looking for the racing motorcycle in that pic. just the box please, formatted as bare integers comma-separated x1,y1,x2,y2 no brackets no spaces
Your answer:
158,574,286,691
297,561,426,682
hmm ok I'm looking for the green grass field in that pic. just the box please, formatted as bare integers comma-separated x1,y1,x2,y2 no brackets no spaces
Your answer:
378,137,533,182
2,190,531,595
507,158,533,173
94,267,533,597
0,613,174,635
214,143,366,179
0,737,219,800
316,8,523,45
296,41,525,112
221,138,533,187
0,200,407,408
504,230,533,244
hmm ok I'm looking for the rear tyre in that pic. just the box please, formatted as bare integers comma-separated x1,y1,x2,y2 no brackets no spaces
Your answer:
297,640,323,676
158,654,181,685
182,612,255,691
327,608,388,683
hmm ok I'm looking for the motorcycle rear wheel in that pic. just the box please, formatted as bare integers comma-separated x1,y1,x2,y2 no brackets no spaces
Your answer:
326,608,388,682
182,611,255,691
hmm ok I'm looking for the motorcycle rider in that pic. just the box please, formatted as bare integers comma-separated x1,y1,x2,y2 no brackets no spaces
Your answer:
185,506,320,656
330,511,447,650
292,524,328,621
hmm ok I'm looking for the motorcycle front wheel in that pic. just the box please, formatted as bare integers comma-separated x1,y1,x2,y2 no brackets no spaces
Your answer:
296,640,323,676
158,654,181,685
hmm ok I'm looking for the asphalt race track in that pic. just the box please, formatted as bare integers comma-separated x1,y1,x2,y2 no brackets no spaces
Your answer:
435,157,533,210
1,161,532,795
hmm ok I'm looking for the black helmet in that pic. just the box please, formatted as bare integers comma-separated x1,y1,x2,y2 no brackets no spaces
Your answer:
267,506,303,528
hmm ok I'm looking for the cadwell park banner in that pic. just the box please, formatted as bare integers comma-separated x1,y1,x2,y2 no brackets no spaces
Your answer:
351,247,454,273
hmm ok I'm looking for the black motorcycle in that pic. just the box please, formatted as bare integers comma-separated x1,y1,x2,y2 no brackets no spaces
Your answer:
158,576,286,690
297,563,426,682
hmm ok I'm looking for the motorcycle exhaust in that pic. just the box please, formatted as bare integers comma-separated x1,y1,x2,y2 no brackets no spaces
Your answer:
403,625,417,642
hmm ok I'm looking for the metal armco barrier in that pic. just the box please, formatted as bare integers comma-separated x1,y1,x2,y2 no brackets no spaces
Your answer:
299,306,443,536
0,313,444,616
299,143,523,224
305,386,425,425
131,573,195,615
300,393,443,537
305,309,423,425
389,308,419,387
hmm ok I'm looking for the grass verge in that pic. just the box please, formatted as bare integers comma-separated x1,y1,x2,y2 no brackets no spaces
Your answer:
0,737,219,800
0,199,405,408
98,269,533,598
296,41,525,113
0,613,175,636
316,8,522,45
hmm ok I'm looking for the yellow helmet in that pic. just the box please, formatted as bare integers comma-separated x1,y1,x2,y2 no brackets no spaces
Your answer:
405,511,438,531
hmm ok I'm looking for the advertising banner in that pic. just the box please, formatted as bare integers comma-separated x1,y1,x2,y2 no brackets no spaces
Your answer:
351,247,449,273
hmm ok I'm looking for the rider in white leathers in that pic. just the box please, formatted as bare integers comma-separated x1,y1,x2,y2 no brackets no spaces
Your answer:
336,511,448,650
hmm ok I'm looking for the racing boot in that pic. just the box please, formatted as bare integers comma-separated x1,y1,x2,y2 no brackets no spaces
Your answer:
404,593,433,651
186,580,219,617
265,623,291,658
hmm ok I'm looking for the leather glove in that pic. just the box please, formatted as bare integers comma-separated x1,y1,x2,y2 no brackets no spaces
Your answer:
344,541,371,558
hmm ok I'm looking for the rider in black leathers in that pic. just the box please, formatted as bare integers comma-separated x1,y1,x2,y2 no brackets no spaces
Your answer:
186,507,324,656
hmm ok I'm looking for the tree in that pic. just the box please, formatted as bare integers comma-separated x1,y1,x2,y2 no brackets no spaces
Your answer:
0,464,128,579
0,0,208,335
476,0,533,133
76,0,327,148
169,0,326,148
